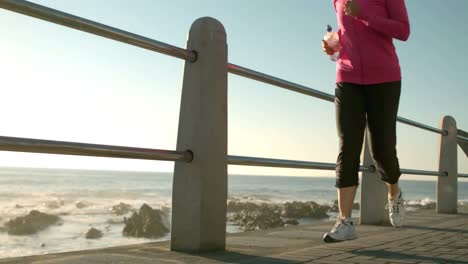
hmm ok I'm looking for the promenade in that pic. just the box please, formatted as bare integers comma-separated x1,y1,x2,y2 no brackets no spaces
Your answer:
2,206,467,264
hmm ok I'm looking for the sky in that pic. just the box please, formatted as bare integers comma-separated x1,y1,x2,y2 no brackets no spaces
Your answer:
0,0,467,180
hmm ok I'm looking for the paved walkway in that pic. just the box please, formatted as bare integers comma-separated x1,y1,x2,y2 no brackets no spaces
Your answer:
2,207,467,264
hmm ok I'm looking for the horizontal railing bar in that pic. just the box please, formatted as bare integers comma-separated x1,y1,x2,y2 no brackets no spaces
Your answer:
397,117,446,135
400,168,445,177
0,0,196,62
227,64,448,136
0,136,192,162
228,155,371,172
228,155,455,178
227,63,336,102
0,135,461,178
458,135,468,143
228,155,335,170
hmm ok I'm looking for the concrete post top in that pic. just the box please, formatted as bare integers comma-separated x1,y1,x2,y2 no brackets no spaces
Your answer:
441,116,457,136
189,17,226,39
441,115,456,126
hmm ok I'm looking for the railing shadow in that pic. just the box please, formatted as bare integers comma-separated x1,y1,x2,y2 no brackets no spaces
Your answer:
403,224,468,234
198,250,301,264
351,249,468,264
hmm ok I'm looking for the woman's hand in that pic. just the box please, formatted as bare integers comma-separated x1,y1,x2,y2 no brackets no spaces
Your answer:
344,0,360,17
322,40,338,55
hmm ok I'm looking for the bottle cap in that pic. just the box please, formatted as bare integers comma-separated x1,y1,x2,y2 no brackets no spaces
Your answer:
327,25,333,32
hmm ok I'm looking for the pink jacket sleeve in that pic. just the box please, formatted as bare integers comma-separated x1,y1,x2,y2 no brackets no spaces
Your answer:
356,0,410,41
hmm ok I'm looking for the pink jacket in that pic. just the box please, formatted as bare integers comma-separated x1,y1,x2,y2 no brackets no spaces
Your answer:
333,0,410,85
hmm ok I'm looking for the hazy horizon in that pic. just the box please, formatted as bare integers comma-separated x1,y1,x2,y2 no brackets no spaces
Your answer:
1,166,466,182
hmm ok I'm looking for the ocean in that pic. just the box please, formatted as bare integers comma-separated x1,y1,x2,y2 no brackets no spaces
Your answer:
0,167,467,259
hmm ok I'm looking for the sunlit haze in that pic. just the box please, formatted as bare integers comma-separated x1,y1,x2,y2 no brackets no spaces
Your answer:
0,0,466,180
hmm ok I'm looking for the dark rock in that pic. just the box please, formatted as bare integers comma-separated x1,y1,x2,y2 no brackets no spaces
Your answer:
40,242,46,247
329,200,359,212
227,200,263,213
330,200,339,213
284,219,299,226
123,204,169,238
84,227,103,239
106,218,124,224
230,204,283,231
227,201,332,231
44,200,64,209
282,201,330,219
4,210,60,235
75,201,90,209
110,202,134,215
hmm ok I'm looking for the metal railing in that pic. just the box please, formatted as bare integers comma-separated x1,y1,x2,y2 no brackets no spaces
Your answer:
0,136,192,162
459,135,468,142
1,0,467,253
0,0,463,170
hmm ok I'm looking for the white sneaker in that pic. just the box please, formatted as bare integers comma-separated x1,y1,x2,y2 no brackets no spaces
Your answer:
386,189,405,227
323,217,357,243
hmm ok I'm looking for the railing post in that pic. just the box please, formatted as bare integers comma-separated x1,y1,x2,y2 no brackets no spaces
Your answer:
437,116,458,214
360,128,390,225
171,17,228,252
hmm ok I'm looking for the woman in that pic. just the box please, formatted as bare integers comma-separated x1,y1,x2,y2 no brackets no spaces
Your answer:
322,0,410,242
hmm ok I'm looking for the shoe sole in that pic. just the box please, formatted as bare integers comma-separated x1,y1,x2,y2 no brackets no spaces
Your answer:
323,234,356,243
323,234,340,243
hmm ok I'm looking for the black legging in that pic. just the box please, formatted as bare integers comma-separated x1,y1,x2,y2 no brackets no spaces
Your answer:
335,81,402,188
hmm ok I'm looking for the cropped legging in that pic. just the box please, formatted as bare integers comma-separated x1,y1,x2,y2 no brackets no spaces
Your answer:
335,81,402,188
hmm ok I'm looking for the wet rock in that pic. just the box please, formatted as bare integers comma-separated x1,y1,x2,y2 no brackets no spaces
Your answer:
4,210,60,235
123,204,169,238
106,218,124,224
227,200,333,231
40,242,46,248
227,201,264,213
110,202,134,215
44,200,64,209
84,227,103,239
75,201,90,209
230,204,283,231
330,200,339,212
329,200,360,213
284,219,299,226
282,201,330,219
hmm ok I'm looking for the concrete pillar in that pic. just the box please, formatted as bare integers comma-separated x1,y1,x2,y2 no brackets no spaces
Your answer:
171,17,228,252
360,129,390,225
437,116,458,214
